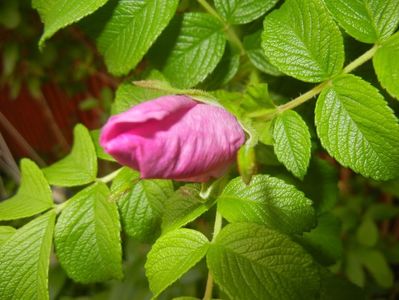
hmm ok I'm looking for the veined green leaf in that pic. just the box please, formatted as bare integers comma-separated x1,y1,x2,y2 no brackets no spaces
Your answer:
262,0,344,82
217,175,316,234
200,44,240,90
373,32,399,100
243,30,282,76
273,110,311,179
315,74,399,180
43,124,97,186
111,70,168,114
0,226,16,245
162,184,210,234
0,211,56,300
0,159,53,221
214,0,278,24
207,223,320,300
111,168,173,241
324,0,399,43
89,0,178,75
145,229,209,298
158,13,226,88
32,0,109,48
54,183,122,283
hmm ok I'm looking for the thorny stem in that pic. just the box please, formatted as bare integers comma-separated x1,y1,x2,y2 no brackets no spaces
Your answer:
252,44,379,119
203,211,223,300
197,0,245,55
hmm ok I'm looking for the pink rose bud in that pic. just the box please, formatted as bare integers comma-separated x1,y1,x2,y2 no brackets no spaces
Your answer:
100,95,245,182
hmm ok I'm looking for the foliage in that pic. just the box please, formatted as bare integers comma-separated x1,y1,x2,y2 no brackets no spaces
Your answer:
1,0,399,299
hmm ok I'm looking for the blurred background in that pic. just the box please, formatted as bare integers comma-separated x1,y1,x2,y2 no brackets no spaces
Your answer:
1,0,399,299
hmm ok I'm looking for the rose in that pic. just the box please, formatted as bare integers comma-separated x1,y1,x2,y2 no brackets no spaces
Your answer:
100,95,245,182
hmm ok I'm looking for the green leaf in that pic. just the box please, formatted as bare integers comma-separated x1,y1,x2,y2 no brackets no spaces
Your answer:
32,0,109,48
320,269,365,300
324,0,399,43
346,251,365,287
273,110,311,179
0,211,56,300
207,223,320,300
162,185,211,234
200,44,240,90
217,175,316,234
158,13,226,88
43,124,97,186
373,32,399,100
358,249,394,288
356,218,378,247
300,158,338,214
90,129,115,161
214,0,278,24
0,159,53,221
111,168,173,241
0,226,16,245
300,213,343,265
145,229,209,298
315,74,399,181
237,145,256,184
54,182,122,283
262,0,344,82
87,0,178,75
243,30,282,76
111,70,168,114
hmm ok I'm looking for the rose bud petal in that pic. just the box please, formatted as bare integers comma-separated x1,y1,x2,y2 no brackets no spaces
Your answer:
100,95,245,182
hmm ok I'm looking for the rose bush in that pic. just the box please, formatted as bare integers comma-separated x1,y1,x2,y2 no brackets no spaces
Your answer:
100,95,245,182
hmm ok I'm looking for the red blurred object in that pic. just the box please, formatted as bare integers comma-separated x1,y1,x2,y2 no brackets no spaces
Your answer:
0,74,111,163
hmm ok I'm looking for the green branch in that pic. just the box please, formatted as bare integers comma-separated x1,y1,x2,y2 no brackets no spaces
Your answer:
252,44,378,119
203,211,223,300
197,0,245,55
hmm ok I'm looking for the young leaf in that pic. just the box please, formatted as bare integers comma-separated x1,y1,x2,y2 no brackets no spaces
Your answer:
315,74,399,181
356,218,378,247
217,175,316,234
207,223,320,300
0,159,53,221
111,168,173,241
243,30,282,76
158,13,226,88
0,211,56,300
273,110,311,179
214,0,278,24
111,70,168,114
87,0,178,75
32,0,109,48
373,32,399,100
237,145,256,184
324,0,399,43
43,124,97,186
162,185,211,234
262,0,344,82
145,229,209,298
54,182,122,283
0,226,16,245
358,249,394,288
